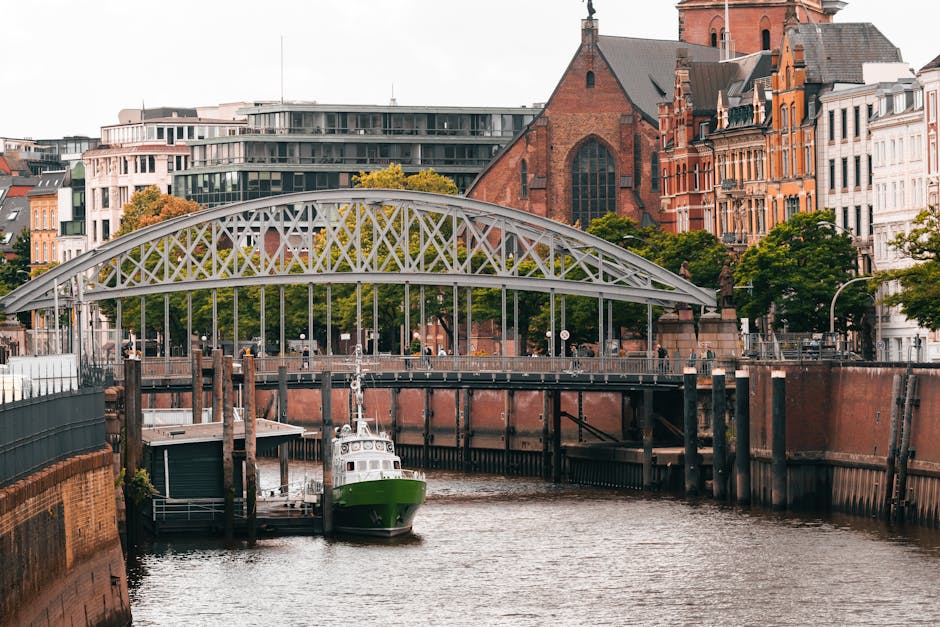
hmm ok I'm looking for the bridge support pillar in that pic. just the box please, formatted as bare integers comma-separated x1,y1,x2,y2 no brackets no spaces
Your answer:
658,310,697,372
423,388,432,469
683,368,700,496
192,350,203,423
123,357,143,546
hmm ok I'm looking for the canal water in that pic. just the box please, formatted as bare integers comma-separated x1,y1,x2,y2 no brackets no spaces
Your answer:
128,461,940,625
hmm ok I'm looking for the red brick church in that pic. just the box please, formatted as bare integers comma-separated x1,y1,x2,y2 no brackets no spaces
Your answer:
468,0,844,229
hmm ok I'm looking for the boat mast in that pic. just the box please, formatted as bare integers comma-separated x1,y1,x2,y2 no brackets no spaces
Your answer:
352,343,366,431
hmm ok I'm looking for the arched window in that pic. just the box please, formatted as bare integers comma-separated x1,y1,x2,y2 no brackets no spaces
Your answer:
761,29,771,50
520,159,528,199
710,31,718,47
780,105,788,130
571,139,616,227
586,71,595,88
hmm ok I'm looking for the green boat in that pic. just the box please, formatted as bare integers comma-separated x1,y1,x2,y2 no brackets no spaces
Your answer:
330,347,426,537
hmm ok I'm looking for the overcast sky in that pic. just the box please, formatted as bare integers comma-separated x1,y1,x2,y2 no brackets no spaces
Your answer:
3,0,937,140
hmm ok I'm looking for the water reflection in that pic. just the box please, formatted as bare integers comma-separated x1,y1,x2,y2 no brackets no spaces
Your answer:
129,461,940,626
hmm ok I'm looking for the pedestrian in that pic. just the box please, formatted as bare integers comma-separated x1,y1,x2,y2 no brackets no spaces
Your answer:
423,346,432,369
688,347,698,370
656,343,667,373
438,346,447,356
705,344,715,374
302,345,310,369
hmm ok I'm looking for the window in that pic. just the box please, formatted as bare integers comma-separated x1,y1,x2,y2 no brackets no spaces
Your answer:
633,134,642,189
102,219,110,240
828,110,835,141
840,109,847,139
853,106,860,138
711,32,718,47
781,106,789,130
854,156,861,189
761,29,771,50
102,188,110,209
586,71,595,88
868,205,874,236
841,157,848,189
520,159,528,199
785,197,799,219
867,154,873,186
828,159,835,190
842,207,849,230
854,206,862,235
651,152,660,192
571,139,616,227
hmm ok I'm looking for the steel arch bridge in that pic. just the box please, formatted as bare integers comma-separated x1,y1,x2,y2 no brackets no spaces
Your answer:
0,189,715,357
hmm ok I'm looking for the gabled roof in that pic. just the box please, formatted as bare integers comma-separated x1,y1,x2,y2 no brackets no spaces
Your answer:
26,170,67,197
687,52,773,114
791,23,902,84
920,53,940,73
597,36,722,122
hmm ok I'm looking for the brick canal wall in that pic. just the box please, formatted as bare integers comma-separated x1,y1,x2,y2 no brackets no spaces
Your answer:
748,363,940,525
0,448,131,626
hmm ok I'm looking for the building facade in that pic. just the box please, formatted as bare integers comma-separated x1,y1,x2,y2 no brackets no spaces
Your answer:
870,80,930,361
175,102,536,208
677,0,841,56
83,107,246,247
469,18,720,228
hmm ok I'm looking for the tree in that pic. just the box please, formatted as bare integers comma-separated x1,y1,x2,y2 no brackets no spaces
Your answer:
876,204,940,330
115,185,204,237
735,210,867,332
353,163,458,195
0,228,33,326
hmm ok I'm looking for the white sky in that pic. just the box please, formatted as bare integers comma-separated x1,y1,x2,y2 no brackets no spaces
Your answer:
3,0,937,140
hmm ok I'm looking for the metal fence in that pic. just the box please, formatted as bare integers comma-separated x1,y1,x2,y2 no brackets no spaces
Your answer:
0,388,106,489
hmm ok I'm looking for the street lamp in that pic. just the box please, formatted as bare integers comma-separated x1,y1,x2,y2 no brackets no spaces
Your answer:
829,276,871,354
817,220,853,236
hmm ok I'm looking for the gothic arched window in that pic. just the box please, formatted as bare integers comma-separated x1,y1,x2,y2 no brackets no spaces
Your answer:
520,159,528,199
761,29,771,50
571,139,616,227
586,71,595,88
711,31,718,47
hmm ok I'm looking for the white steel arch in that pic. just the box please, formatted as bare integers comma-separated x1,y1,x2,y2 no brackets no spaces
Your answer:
0,189,715,313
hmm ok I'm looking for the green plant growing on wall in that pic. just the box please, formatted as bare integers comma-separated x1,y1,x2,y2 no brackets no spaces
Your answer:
126,468,158,505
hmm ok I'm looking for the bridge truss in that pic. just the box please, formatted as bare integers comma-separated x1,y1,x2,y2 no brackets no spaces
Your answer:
0,189,715,359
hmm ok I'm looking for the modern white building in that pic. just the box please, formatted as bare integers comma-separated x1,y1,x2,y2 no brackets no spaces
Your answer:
82,106,247,248
869,79,930,361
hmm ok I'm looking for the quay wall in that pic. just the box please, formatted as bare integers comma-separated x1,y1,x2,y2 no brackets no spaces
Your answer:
0,448,131,626
748,363,940,525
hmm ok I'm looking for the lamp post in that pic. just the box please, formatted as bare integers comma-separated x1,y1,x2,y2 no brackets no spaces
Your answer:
829,276,871,353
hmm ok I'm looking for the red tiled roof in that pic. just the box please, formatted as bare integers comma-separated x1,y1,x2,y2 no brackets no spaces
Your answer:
6,186,33,197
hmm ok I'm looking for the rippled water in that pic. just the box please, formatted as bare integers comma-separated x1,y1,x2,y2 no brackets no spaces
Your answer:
128,461,940,626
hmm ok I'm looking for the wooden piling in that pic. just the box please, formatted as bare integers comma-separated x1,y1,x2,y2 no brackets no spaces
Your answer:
222,355,234,540
712,368,728,501
423,388,431,469
683,367,699,497
212,349,223,423
321,371,333,536
734,370,751,505
884,373,903,515
642,389,654,490
552,389,562,484
463,389,472,472
895,373,918,522
277,365,288,494
504,390,513,474
192,349,203,424
771,370,787,511
123,358,143,546
390,387,399,447
542,390,551,481
244,356,257,546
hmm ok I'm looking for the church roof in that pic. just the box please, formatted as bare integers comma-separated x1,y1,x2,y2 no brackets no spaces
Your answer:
790,22,902,84
596,36,722,121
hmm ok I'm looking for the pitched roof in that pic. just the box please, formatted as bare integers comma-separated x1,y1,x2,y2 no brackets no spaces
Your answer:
791,23,902,84
686,52,773,114
26,170,67,196
920,53,940,73
596,36,723,121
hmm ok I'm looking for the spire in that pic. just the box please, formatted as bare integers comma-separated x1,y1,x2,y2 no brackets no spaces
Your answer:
784,0,800,29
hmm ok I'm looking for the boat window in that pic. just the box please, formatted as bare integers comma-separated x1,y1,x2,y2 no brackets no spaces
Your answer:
346,461,354,471
383,460,392,469
394,461,401,469
369,460,380,470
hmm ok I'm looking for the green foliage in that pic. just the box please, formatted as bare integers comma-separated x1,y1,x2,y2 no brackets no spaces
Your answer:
735,210,868,332
876,205,940,330
0,228,34,325
353,163,458,195
126,468,158,504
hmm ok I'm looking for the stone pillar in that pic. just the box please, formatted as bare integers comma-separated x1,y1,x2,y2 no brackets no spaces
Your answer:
657,310,697,372
697,308,741,362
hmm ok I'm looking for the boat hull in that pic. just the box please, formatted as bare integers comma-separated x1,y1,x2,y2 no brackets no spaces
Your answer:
332,478,426,537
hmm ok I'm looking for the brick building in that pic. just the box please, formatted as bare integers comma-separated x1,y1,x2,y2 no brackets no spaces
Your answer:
468,18,720,228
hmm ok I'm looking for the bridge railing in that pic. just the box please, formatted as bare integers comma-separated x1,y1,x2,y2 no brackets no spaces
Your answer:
109,354,705,381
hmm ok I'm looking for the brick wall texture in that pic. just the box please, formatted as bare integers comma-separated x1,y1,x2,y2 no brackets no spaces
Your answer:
0,448,131,626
